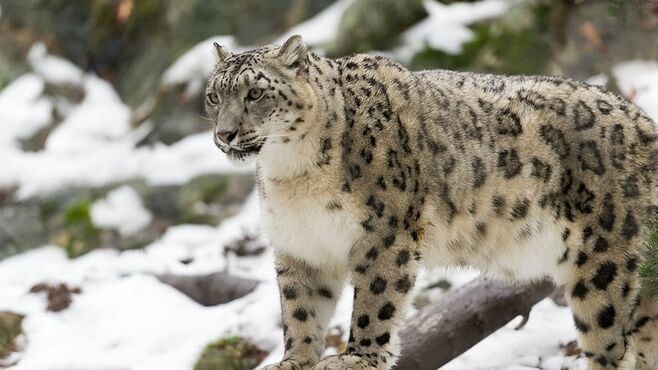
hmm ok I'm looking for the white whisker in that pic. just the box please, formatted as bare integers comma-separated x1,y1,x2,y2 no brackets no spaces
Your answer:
196,114,215,122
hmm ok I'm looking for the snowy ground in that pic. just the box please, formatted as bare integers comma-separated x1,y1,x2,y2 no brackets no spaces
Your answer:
2,1,658,369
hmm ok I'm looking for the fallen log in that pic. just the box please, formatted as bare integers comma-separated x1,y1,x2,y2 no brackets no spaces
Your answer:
395,277,555,370
157,272,259,306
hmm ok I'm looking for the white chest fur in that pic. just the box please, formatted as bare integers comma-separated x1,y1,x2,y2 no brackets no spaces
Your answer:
260,178,361,269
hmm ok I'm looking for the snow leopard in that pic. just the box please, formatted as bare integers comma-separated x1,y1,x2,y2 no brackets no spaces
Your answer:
205,35,658,370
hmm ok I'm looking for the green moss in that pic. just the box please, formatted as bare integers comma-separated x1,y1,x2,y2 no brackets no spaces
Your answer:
194,336,268,370
0,311,24,360
641,217,658,298
60,199,101,258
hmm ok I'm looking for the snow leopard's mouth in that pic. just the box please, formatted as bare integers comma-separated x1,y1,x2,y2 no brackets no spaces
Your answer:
225,142,263,161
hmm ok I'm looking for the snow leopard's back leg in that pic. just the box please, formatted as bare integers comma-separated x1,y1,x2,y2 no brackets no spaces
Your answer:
561,221,643,369
549,104,658,369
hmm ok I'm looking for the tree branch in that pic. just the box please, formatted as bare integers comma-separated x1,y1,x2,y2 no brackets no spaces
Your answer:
395,277,555,370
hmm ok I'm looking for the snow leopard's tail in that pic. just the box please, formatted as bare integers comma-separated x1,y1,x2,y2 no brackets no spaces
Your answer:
631,113,658,369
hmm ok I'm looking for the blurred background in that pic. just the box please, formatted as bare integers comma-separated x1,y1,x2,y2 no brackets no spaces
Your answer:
1,0,657,369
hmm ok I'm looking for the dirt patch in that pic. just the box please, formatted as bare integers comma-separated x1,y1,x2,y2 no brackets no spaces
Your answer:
29,282,82,312
224,232,267,258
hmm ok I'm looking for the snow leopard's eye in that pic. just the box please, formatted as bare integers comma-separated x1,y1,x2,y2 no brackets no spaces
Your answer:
206,92,220,106
247,88,263,101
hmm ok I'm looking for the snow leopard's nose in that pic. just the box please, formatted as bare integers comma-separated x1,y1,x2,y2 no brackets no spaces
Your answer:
216,129,238,145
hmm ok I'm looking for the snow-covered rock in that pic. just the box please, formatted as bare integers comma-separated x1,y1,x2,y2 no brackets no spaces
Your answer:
613,60,658,123
0,74,52,147
91,186,153,237
395,0,510,63
162,36,237,96
27,43,84,87
274,0,356,47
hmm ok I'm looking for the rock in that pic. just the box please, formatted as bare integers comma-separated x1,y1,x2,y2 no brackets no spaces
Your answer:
551,0,658,80
157,272,258,306
0,29,30,90
0,311,24,363
1,0,338,110
0,203,48,259
0,174,255,259
410,1,553,75
142,174,254,225
194,336,268,370
177,174,255,224
225,0,337,45
135,85,208,146
0,0,92,67
327,0,427,57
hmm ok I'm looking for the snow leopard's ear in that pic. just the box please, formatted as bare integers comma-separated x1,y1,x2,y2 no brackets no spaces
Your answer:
277,35,308,71
213,42,231,63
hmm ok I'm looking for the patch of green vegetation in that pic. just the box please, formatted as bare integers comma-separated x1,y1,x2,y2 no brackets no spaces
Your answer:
410,1,552,75
194,336,268,370
641,217,658,298
59,198,101,258
0,311,24,360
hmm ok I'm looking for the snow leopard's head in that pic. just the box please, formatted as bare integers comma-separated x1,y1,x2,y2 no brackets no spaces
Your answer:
205,35,315,167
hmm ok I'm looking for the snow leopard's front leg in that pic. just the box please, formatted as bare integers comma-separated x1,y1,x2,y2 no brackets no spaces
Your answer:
314,233,419,370
263,252,346,370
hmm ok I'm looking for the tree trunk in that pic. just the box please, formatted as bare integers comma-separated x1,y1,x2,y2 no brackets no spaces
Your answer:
395,277,555,370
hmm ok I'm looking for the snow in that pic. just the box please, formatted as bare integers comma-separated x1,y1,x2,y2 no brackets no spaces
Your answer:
274,0,356,47
0,130,251,199
45,74,131,153
0,228,586,370
442,299,586,370
91,186,153,236
27,43,84,87
395,0,511,63
162,35,237,96
0,73,52,147
612,59,658,122
2,3,658,370
0,39,254,199
0,190,275,370
585,73,608,87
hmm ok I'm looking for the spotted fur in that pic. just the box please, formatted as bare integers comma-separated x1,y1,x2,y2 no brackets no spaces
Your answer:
205,36,658,370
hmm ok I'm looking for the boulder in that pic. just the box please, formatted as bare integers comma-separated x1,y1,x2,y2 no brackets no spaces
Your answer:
327,0,427,57
0,174,255,259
